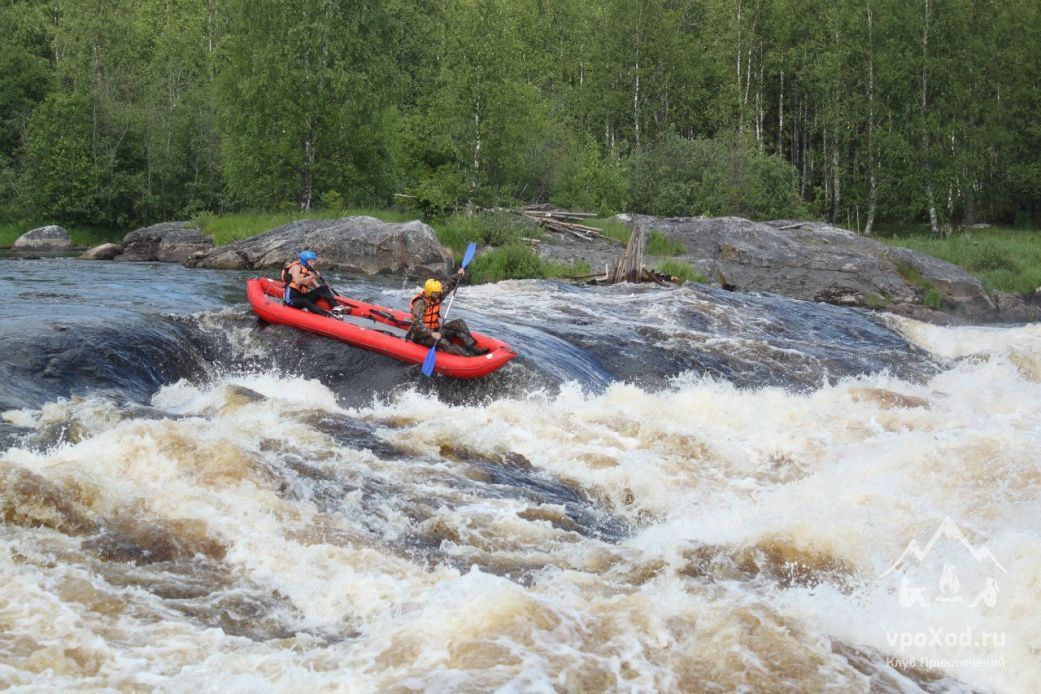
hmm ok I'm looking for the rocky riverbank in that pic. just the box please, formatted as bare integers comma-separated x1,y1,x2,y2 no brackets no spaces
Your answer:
59,213,1041,324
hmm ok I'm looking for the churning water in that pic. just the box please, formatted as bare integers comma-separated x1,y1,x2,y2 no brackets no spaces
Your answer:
1,258,1038,691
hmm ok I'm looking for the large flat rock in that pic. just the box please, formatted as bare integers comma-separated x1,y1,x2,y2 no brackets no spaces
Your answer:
185,216,452,277
630,215,995,316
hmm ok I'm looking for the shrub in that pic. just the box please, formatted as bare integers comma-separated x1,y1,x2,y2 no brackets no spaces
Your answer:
627,133,808,220
552,136,629,215
923,288,944,309
656,259,707,283
432,211,539,253
320,190,345,210
470,244,545,283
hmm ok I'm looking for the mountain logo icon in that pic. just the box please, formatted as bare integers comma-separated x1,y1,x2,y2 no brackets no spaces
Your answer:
882,517,1006,610
882,517,1007,577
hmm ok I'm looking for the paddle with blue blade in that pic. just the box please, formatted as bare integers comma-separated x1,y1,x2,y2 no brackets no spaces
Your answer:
421,242,477,377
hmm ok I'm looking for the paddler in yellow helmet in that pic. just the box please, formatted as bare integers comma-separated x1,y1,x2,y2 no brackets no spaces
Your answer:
406,268,487,357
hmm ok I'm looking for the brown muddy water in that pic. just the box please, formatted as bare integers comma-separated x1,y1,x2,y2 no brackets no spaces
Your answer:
0,258,1037,691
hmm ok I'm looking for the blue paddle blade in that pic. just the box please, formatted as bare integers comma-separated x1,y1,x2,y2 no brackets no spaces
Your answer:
462,241,476,268
421,345,438,376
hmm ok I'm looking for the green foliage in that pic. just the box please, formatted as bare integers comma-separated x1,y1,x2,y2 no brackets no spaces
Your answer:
883,229,1041,294
585,218,632,245
469,243,589,283
863,293,890,309
2,0,1041,233
627,134,808,220
320,191,345,211
656,259,707,284
432,211,539,253
217,0,398,211
552,136,629,215
646,230,684,256
894,262,931,290
923,288,944,309
470,244,544,283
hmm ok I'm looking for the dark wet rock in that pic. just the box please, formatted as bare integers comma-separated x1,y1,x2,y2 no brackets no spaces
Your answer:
83,516,227,564
185,216,451,277
115,221,213,263
989,291,1041,323
884,302,969,326
79,243,122,260
12,225,72,251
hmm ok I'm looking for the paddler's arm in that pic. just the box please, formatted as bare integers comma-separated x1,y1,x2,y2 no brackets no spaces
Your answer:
441,268,467,296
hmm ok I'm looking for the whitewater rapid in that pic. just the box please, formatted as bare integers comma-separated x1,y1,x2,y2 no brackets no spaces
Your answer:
1,259,1038,691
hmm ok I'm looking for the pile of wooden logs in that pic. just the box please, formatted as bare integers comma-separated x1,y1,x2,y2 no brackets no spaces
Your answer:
520,206,622,244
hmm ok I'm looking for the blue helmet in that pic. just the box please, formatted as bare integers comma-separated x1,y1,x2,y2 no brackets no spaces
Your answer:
299,250,317,266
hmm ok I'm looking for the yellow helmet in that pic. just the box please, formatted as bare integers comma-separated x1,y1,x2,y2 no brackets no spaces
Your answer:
424,279,443,296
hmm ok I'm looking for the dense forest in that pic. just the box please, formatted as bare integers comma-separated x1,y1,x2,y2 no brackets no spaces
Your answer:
1,0,1039,231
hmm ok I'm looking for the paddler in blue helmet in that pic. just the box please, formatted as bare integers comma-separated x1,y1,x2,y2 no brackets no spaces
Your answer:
281,250,344,318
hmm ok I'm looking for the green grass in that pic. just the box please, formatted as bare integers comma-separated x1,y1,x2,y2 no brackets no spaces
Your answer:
585,218,632,244
647,230,685,256
195,208,414,246
0,221,124,248
882,228,1041,294
656,258,707,283
469,244,590,283
584,219,684,255
893,261,931,290
923,288,944,309
430,211,541,254
863,292,890,309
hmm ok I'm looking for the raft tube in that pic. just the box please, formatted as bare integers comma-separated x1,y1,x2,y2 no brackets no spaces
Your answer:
247,277,516,379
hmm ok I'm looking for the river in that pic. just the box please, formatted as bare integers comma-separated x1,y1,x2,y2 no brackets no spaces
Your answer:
1,257,1038,691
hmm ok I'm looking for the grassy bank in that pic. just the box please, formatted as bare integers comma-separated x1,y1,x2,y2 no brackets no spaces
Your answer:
880,228,1041,294
0,222,124,248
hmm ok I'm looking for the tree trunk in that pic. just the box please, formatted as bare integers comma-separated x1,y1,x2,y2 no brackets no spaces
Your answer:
777,67,784,157
300,132,314,212
467,89,482,218
866,1,874,235
922,0,939,234
755,43,764,151
633,3,642,149
964,182,976,228
736,0,743,135
832,129,841,224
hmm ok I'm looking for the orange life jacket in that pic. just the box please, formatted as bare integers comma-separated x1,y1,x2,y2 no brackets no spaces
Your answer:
282,261,317,292
410,293,441,330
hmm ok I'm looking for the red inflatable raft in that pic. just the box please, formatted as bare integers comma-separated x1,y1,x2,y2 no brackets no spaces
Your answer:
247,277,516,379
